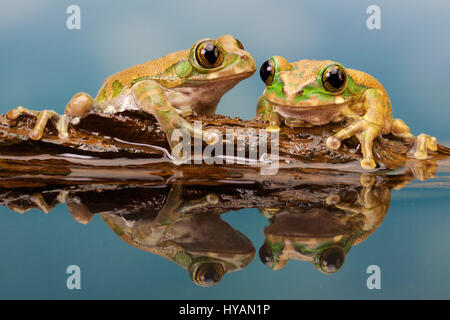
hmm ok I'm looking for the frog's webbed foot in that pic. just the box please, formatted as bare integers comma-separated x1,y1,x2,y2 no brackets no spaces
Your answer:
7,106,69,140
413,133,437,160
132,80,219,155
326,119,381,170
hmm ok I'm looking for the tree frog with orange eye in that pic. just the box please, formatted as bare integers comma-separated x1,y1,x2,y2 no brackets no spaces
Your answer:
257,57,437,169
7,35,256,150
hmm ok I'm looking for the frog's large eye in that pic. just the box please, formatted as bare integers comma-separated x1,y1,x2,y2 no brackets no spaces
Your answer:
194,262,224,287
318,247,345,274
195,40,224,68
260,59,275,86
322,65,347,93
259,243,275,268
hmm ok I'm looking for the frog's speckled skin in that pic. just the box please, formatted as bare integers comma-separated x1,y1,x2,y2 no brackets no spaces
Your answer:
8,35,256,149
101,183,254,287
259,174,389,274
257,57,437,169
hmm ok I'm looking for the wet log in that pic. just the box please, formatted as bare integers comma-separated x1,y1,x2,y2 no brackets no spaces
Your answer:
0,110,448,188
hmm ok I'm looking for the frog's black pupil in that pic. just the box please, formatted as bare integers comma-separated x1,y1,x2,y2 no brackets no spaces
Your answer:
201,43,220,65
260,60,273,83
236,38,244,50
259,243,274,267
324,66,346,90
197,263,221,285
320,248,344,273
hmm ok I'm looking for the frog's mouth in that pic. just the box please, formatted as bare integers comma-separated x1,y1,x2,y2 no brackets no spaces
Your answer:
185,71,255,85
266,95,353,109
271,102,350,126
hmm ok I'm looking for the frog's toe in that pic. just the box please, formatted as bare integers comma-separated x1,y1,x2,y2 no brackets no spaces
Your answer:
265,125,280,133
65,92,94,117
428,136,437,151
258,208,280,219
203,130,220,145
360,173,375,187
414,133,437,160
205,194,219,205
67,197,94,225
360,158,376,170
6,106,38,120
326,136,341,150
29,128,45,141
325,194,341,205
6,107,22,119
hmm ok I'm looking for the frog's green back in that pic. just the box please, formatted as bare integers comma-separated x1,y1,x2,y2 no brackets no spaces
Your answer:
96,49,190,102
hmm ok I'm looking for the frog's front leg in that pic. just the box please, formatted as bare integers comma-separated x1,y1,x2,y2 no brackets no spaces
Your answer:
326,89,385,170
132,80,217,151
6,106,69,140
256,96,281,132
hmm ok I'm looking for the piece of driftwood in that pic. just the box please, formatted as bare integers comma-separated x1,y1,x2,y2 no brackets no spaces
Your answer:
0,110,448,188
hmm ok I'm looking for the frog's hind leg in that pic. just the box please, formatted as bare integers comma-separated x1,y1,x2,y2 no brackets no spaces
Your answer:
131,80,218,152
391,119,437,159
6,106,68,140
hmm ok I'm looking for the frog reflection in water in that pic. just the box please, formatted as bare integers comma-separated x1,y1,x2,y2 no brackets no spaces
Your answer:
100,183,255,287
6,35,256,150
258,175,390,274
1,164,437,282
257,57,438,169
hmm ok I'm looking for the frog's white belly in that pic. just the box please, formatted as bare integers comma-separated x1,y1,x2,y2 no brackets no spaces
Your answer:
164,78,242,116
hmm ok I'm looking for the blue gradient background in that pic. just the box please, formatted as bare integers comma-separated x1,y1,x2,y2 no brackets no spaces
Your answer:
0,0,449,299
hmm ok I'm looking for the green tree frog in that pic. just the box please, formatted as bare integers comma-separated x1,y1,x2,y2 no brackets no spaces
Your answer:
7,35,256,150
257,56,437,169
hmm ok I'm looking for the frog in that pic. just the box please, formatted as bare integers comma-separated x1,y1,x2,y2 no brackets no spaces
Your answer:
257,56,438,169
100,183,255,287
258,174,390,274
6,35,256,151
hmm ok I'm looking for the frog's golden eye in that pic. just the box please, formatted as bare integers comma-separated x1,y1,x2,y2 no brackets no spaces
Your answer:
194,262,224,287
195,40,224,68
260,59,275,86
322,65,347,93
318,247,345,274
